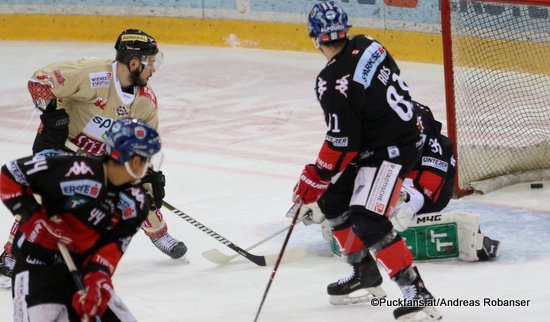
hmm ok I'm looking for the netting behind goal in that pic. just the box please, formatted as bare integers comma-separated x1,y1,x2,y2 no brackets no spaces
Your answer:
441,0,550,194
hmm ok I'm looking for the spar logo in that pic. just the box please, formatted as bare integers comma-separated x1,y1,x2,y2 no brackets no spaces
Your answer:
117,192,137,220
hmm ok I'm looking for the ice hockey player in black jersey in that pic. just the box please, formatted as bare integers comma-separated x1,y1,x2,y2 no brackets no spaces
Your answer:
291,1,441,321
0,117,161,322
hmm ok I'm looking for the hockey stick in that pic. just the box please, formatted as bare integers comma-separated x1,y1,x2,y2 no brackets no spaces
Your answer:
58,243,101,322
163,201,298,267
201,218,306,265
254,201,303,322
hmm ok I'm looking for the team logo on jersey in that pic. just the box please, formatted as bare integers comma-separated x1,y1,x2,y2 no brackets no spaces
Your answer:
316,77,327,100
118,192,137,220
114,105,129,116
353,42,387,90
60,179,102,198
53,69,66,86
335,74,350,98
65,161,95,177
89,72,112,88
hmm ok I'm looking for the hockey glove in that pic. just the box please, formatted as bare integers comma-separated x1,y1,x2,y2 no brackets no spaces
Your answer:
32,108,70,154
18,211,73,251
72,270,114,319
141,168,166,210
293,164,330,205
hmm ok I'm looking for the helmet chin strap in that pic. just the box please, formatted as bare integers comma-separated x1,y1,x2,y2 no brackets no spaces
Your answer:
124,161,148,180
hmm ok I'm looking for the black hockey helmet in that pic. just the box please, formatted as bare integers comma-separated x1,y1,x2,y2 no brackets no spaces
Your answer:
115,29,159,64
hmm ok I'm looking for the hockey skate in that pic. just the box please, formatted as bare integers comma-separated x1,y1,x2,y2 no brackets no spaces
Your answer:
0,251,14,278
327,256,386,305
150,233,188,259
0,251,15,289
477,236,500,261
393,266,442,321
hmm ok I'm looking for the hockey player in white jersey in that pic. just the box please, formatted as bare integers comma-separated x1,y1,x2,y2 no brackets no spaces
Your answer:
0,29,187,281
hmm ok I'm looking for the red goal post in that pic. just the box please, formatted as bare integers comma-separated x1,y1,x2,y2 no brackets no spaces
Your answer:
441,0,550,196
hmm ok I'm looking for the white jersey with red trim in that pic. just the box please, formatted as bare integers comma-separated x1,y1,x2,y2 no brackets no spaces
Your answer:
30,58,158,155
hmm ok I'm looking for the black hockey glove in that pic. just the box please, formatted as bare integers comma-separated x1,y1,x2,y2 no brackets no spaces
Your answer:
32,107,70,154
141,168,166,210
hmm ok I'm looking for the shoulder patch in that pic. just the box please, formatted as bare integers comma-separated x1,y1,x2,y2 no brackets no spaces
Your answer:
352,42,387,90
139,86,158,105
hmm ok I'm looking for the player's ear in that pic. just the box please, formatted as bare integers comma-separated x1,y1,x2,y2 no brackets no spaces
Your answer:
128,57,141,70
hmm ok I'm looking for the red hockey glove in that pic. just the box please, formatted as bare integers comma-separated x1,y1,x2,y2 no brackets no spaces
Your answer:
293,164,330,205
19,211,73,251
72,271,114,320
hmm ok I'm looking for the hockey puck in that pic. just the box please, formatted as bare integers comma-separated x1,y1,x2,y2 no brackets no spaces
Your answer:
530,183,544,189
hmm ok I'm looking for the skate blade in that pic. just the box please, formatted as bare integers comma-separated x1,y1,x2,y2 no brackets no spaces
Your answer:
396,306,442,321
329,286,386,305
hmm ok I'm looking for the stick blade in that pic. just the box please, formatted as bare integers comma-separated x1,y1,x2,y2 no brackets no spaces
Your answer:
202,247,306,266
263,247,306,266
201,249,234,264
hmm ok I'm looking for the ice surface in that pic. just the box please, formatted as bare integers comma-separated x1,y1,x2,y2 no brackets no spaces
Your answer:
0,41,548,322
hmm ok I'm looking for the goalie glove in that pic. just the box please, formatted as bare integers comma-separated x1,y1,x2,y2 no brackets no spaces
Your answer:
72,270,114,320
293,164,330,205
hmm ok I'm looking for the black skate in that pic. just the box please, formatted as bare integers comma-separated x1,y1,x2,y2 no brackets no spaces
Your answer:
0,251,14,278
393,266,442,321
151,233,188,259
0,251,15,289
477,236,500,261
327,255,386,305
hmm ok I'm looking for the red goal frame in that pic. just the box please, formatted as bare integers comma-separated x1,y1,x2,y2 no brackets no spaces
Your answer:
440,0,550,197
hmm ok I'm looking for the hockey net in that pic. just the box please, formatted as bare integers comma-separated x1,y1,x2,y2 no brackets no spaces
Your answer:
441,0,550,195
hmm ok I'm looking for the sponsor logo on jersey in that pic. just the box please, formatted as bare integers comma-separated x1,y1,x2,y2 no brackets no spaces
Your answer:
315,157,334,171
6,160,28,185
74,115,115,154
72,134,106,156
53,69,66,86
422,156,449,172
325,134,349,147
60,179,102,198
139,86,158,105
65,161,95,177
94,97,108,109
353,42,387,90
118,192,137,220
89,72,112,88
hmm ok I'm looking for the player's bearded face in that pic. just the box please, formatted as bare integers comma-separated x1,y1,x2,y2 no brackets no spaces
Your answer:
130,54,160,87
